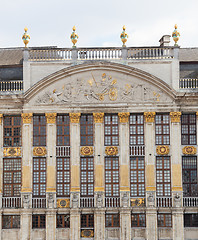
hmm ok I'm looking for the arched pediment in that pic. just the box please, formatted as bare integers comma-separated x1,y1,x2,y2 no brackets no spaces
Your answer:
24,62,176,106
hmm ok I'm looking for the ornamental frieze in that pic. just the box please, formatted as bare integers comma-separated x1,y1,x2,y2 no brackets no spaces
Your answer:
80,146,94,156
33,147,47,156
3,147,21,157
182,146,197,155
57,199,70,208
156,145,170,155
105,146,118,156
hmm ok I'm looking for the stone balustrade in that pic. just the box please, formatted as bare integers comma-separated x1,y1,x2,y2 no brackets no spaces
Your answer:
179,78,198,89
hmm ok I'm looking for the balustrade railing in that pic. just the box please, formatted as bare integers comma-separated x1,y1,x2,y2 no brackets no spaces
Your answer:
179,78,198,89
2,197,21,208
32,198,46,208
156,197,172,207
56,146,70,157
78,48,122,60
130,145,145,156
0,80,23,92
105,197,120,208
80,197,94,208
183,197,198,207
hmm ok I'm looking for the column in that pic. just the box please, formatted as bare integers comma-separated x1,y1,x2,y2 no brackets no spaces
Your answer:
170,112,184,240
0,114,3,240
118,112,131,240
144,112,157,240
69,113,81,240
93,113,105,240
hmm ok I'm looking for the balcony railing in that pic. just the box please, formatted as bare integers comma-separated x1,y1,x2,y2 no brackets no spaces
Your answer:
56,146,70,157
130,145,145,156
179,78,198,89
2,197,21,208
0,80,23,92
105,197,120,208
156,197,172,207
183,197,198,207
32,198,46,208
80,197,94,208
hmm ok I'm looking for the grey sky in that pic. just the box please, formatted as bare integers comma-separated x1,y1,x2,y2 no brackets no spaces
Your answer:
0,0,198,48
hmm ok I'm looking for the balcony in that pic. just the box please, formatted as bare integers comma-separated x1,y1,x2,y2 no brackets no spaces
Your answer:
156,197,172,207
179,78,198,89
80,197,94,208
130,145,145,156
0,80,23,92
32,198,46,208
2,197,21,208
183,197,198,207
105,197,120,208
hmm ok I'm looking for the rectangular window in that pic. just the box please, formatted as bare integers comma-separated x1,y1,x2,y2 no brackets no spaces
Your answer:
104,114,119,146
129,114,144,145
181,114,196,145
2,215,20,229
32,215,46,228
105,214,120,227
80,114,93,146
4,116,21,147
184,214,198,227
57,115,70,146
130,157,145,197
33,115,46,146
81,214,94,228
131,214,146,227
33,158,46,197
57,214,70,228
80,157,94,197
155,114,170,145
182,156,198,196
105,157,119,197
56,157,70,197
3,158,21,196
157,214,172,227
156,157,171,196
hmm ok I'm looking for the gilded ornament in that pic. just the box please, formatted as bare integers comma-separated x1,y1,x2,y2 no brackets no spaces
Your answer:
144,112,156,122
3,147,21,157
170,112,181,123
172,24,180,46
93,113,104,123
182,146,197,155
70,26,79,48
22,27,30,48
120,25,128,47
109,87,118,101
21,113,33,124
45,113,57,124
156,145,170,155
105,146,118,156
33,147,47,156
80,146,93,156
0,114,3,124
131,198,145,207
69,113,81,123
57,199,70,208
118,112,130,123
81,229,94,238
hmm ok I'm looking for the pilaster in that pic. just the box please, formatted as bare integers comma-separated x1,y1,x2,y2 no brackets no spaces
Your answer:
20,209,32,240
146,208,157,240
172,208,184,240
70,209,80,240
120,208,131,240
46,209,56,240
94,209,105,240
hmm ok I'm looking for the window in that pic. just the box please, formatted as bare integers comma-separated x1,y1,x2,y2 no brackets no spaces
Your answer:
104,114,119,146
157,214,172,227
129,114,144,145
2,215,20,229
81,214,94,228
156,157,171,196
4,116,21,147
80,157,94,197
184,214,198,227
56,157,70,197
131,214,146,227
57,214,70,228
3,158,21,196
155,114,170,145
105,214,120,227
33,158,46,197
105,157,119,197
32,215,46,228
80,114,93,146
57,115,70,146
33,115,46,146
181,114,196,145
182,156,198,196
130,157,145,197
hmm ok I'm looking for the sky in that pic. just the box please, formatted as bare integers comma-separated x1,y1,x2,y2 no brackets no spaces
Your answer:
0,0,198,48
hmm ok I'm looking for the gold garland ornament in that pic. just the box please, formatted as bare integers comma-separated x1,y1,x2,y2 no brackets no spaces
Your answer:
3,147,21,157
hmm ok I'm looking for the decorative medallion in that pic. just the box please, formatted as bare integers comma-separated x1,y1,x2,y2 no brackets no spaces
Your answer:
93,112,104,123
170,112,181,123
3,147,21,157
105,146,118,156
33,147,47,156
69,113,81,123
118,112,130,123
21,113,33,124
81,229,94,238
144,112,156,123
57,199,70,208
0,114,3,124
156,145,169,155
45,113,57,124
131,198,145,207
182,146,197,155
80,146,93,156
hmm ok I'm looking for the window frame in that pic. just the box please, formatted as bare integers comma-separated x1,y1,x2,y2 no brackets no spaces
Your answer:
184,214,198,227
33,115,46,146
33,157,46,197
181,114,197,145
56,115,70,146
2,215,20,229
157,214,172,227
104,114,119,146
80,114,94,146
105,214,120,227
56,214,70,228
131,214,146,227
129,114,144,145
155,114,170,145
32,215,46,229
81,214,94,228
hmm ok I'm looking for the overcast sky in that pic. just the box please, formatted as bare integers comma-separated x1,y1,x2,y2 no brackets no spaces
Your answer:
0,0,198,48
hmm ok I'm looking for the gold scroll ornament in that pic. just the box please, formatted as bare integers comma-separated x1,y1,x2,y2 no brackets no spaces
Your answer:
57,199,70,208
144,112,156,123
21,113,33,124
80,146,93,156
93,113,104,123
182,146,197,155
33,147,47,156
69,113,81,123
156,145,169,155
131,198,145,207
170,112,181,123
105,146,118,155
45,113,57,124
3,147,21,157
118,112,130,123
81,229,94,238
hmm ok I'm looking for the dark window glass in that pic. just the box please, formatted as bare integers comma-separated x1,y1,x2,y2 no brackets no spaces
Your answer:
57,115,70,146
33,158,46,197
2,215,20,229
32,215,46,228
80,114,93,146
33,115,46,146
4,116,21,147
81,214,94,228
131,214,146,227
184,214,198,227
157,214,172,227
129,114,144,145
155,114,170,145
57,214,70,228
105,214,120,227
104,114,119,146
181,114,196,145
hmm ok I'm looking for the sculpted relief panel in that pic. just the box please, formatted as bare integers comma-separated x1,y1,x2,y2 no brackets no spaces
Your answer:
33,70,173,105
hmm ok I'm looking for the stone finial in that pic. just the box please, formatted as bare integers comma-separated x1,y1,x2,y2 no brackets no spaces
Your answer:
22,27,30,48
172,24,180,46
70,26,79,48
120,25,128,47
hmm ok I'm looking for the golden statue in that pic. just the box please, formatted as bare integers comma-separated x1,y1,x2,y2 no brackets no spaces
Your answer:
120,25,128,47
70,26,79,48
22,27,30,48
172,24,180,46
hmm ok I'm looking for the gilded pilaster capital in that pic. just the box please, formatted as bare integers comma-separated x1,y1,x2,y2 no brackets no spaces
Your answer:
21,113,33,124
0,114,3,124
144,112,156,123
93,112,104,123
170,112,181,123
196,112,198,117
45,113,57,124
118,112,130,123
69,113,81,123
